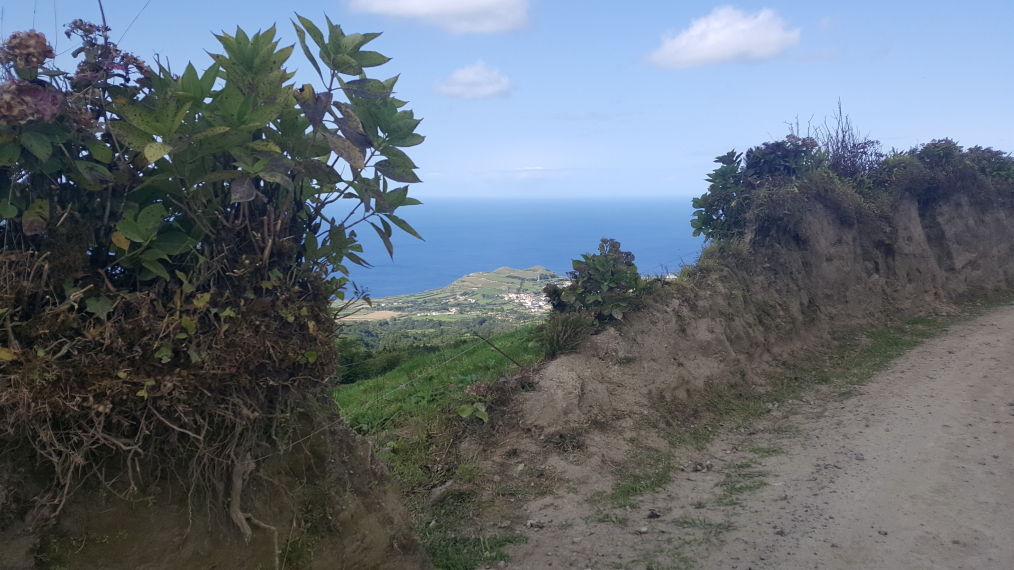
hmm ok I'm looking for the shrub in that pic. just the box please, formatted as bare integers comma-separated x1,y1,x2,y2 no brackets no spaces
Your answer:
691,136,825,241
0,15,424,525
543,238,644,322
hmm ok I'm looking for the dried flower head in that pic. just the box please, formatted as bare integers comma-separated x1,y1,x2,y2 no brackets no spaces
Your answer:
65,19,110,40
0,30,56,69
0,80,64,125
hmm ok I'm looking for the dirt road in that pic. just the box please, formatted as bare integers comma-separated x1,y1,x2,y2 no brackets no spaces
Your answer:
507,305,1014,569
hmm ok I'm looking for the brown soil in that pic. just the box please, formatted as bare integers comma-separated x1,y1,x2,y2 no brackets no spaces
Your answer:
0,413,432,570
501,303,1014,569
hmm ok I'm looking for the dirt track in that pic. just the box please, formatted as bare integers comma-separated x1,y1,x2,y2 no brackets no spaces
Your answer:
507,304,1014,569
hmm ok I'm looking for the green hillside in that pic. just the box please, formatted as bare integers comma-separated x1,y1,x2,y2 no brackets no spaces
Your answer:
346,266,567,324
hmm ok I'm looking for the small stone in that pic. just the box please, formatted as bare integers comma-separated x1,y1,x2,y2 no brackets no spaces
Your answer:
775,529,786,536
855,453,865,461
879,530,888,536
639,527,648,534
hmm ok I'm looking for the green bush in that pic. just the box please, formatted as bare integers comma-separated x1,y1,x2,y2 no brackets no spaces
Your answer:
690,136,827,241
0,15,423,521
543,238,643,321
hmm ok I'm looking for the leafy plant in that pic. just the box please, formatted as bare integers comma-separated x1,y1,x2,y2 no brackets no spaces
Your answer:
0,15,424,528
543,238,643,321
691,135,831,241
456,402,488,423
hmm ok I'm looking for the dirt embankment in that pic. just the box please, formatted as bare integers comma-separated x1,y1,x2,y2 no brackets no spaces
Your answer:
0,410,432,570
520,190,1014,443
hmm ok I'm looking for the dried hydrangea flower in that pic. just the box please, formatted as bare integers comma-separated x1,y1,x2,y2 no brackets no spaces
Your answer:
0,30,56,70
0,80,64,125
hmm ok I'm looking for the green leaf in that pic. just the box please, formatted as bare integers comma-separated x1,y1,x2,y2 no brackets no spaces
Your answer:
152,231,197,255
291,21,324,80
296,15,327,52
0,142,22,166
475,410,489,423
85,296,115,320
388,132,425,148
351,50,390,68
141,248,170,263
179,63,203,97
116,218,153,243
0,201,17,220
304,350,318,364
190,126,231,141
323,132,365,169
20,132,51,162
117,105,163,136
136,203,167,232
379,146,417,169
341,78,393,100
107,120,155,150
75,161,113,184
143,142,173,164
21,199,49,236
180,316,196,335
328,53,362,75
83,138,113,163
385,213,423,240
370,221,395,259
142,259,171,280
457,404,473,419
374,159,421,184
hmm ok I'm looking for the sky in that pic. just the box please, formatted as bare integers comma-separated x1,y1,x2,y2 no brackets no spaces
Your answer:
2,0,1012,201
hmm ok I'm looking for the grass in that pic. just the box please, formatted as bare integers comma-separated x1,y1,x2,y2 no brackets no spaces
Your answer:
419,529,525,570
605,448,675,508
335,325,546,565
669,516,735,532
336,325,542,440
747,445,783,457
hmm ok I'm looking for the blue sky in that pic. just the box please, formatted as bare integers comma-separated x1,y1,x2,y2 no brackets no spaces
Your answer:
3,1,1012,200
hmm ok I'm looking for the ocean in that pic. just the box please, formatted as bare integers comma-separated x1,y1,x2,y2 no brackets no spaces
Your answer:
343,197,706,298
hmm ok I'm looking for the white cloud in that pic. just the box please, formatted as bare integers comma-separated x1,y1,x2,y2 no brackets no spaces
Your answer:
348,0,529,33
435,61,512,99
648,6,801,70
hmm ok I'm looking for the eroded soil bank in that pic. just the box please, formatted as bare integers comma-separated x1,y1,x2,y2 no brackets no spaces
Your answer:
504,303,1014,569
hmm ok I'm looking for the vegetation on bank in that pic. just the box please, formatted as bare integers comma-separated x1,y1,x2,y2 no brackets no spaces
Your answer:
0,14,425,540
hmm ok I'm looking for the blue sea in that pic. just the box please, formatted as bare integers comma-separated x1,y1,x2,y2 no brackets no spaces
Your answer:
343,197,706,298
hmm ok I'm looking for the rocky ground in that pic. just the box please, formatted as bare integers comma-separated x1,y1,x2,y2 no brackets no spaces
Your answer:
500,304,1014,569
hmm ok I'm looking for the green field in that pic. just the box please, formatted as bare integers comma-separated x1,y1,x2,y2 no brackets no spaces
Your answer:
349,266,567,324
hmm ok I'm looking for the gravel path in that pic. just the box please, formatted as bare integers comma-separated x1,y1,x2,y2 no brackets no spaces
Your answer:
507,305,1014,569
703,305,1014,570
